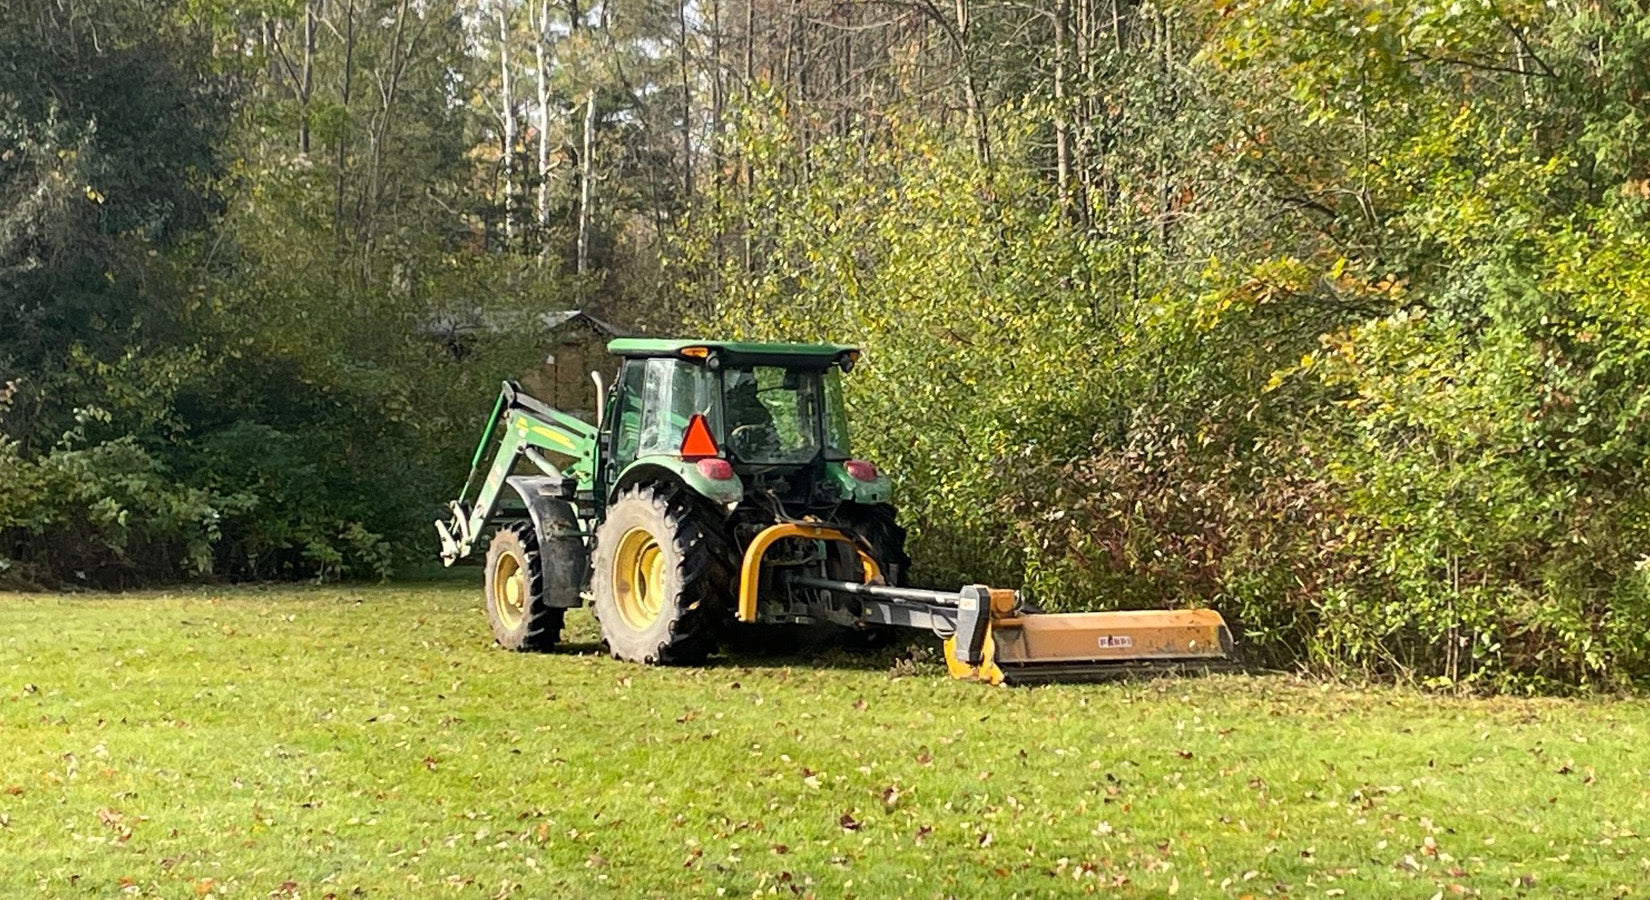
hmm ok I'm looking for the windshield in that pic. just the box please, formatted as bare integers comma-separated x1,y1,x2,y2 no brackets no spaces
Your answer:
722,365,826,464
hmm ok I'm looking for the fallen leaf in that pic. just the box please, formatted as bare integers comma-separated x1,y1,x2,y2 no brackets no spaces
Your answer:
839,812,861,831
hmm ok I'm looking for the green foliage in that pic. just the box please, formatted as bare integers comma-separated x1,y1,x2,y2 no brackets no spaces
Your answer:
0,0,582,586
674,0,1650,690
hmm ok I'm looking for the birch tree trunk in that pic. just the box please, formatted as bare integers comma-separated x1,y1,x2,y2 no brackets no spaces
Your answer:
333,0,357,250
299,2,315,157
954,0,990,168
498,0,517,246
742,0,754,273
710,0,723,186
577,90,596,274
1054,0,1071,215
677,0,693,199
533,0,551,256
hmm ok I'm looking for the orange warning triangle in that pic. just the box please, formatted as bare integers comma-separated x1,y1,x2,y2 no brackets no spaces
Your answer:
679,413,719,459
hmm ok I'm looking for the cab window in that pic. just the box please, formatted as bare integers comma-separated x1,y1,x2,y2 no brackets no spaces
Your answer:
637,358,720,457
723,365,822,464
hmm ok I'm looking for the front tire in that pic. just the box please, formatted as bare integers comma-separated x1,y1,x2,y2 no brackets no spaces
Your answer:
590,487,727,664
484,523,565,650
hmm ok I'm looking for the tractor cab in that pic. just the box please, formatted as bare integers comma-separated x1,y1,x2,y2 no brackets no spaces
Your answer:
598,340,887,511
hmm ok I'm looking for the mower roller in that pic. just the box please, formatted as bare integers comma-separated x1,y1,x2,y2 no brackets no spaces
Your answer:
436,339,1232,683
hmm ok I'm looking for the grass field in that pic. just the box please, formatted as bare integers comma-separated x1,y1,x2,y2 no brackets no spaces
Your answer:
2,582,1648,899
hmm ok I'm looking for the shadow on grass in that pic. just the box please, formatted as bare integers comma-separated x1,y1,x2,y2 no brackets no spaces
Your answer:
542,618,1263,683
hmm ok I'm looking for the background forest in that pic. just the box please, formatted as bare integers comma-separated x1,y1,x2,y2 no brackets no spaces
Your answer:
4,0,1650,689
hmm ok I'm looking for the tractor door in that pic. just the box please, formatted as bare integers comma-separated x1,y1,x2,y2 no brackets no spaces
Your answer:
602,357,722,492
608,360,647,472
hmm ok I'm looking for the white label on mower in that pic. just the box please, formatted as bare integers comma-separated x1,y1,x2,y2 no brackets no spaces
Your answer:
1097,635,1134,649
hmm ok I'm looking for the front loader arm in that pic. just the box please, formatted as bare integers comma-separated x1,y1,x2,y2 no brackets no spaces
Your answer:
437,381,600,565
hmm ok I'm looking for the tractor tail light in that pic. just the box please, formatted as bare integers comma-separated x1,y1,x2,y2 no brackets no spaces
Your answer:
845,459,878,482
696,458,734,481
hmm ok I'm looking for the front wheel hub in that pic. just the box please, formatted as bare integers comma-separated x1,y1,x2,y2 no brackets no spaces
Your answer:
492,552,526,630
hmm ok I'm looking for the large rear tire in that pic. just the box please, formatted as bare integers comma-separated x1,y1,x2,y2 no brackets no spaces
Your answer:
832,504,912,650
590,486,727,664
484,523,565,650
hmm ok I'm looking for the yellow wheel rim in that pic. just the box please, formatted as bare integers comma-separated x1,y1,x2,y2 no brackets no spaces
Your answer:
493,551,526,630
614,527,667,630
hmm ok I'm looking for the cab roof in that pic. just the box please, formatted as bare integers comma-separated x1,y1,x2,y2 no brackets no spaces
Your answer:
606,338,857,367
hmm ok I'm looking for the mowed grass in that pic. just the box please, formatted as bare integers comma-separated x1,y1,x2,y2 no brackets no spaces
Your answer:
2,583,1648,899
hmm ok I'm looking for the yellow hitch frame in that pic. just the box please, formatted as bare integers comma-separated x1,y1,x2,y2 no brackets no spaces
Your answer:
737,523,882,623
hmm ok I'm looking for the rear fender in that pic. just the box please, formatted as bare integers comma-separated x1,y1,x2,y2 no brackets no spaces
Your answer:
611,457,744,509
824,461,891,504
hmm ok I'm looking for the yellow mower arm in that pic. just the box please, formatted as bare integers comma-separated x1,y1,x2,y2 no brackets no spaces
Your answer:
737,523,1234,685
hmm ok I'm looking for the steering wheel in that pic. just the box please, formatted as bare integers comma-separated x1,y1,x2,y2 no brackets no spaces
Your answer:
730,423,778,456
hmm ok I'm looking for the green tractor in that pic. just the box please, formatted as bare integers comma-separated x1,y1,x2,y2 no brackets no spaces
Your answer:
438,339,1231,684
